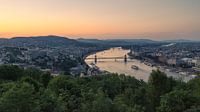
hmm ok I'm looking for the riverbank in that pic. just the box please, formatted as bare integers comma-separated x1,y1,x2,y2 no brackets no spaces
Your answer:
127,51,196,82
85,47,152,81
85,47,195,82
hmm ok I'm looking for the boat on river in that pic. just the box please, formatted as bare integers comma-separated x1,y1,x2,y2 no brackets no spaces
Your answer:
131,65,139,70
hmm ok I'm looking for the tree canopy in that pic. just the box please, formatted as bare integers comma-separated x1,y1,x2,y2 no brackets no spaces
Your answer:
0,65,199,112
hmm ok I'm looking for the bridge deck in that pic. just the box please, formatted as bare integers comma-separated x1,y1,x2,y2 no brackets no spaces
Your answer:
86,57,125,59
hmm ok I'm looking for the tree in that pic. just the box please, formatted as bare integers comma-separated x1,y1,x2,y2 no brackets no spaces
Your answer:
90,90,113,112
20,76,43,92
113,87,147,112
48,75,81,112
113,94,128,112
0,82,16,97
0,65,199,112
34,89,65,112
0,82,37,112
40,72,52,87
23,67,43,80
186,78,200,96
158,90,200,112
147,70,176,111
0,65,23,81
48,75,80,96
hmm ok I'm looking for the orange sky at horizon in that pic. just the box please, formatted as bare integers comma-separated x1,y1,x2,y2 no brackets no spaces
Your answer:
0,0,200,40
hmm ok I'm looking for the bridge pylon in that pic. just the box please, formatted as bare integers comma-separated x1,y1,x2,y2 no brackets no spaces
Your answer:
124,54,127,63
94,55,97,63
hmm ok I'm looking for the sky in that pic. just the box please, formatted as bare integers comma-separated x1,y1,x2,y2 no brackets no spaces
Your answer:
0,0,200,40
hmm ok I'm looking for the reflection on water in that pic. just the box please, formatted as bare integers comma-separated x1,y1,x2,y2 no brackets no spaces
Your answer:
86,47,155,81
85,47,190,82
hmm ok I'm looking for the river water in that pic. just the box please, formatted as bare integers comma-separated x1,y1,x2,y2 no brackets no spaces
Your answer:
85,47,191,82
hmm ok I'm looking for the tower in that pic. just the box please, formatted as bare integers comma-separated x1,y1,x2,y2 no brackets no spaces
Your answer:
124,54,127,63
94,55,97,63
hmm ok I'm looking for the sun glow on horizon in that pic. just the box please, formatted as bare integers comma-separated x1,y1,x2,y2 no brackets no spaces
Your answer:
0,0,200,40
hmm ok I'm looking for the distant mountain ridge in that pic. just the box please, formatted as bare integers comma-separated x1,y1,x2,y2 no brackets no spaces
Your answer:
0,35,198,48
77,38,160,46
0,35,80,47
162,39,196,43
78,38,199,45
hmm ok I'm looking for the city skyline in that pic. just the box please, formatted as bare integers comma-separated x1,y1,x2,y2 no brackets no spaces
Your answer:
0,0,200,40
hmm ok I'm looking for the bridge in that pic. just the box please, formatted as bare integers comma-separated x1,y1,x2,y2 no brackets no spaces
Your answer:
86,55,128,63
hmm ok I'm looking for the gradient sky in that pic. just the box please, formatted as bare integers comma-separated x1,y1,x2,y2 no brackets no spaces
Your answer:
0,0,200,40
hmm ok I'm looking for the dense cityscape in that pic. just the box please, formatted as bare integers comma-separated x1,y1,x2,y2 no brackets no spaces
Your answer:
0,36,109,76
129,42,200,79
1,36,199,80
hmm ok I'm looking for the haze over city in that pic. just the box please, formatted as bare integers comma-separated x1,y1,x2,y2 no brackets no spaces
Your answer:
0,0,200,40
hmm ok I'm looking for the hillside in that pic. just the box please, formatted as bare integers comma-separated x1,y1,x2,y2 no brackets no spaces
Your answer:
0,35,84,47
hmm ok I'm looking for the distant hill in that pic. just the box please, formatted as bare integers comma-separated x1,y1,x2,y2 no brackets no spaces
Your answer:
77,38,159,46
13,35,79,47
0,36,198,48
77,38,200,45
107,39,158,44
162,39,196,43
77,38,102,44
0,35,92,47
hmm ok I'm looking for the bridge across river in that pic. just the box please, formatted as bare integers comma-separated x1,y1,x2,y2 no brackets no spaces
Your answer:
86,54,128,63
86,57,124,59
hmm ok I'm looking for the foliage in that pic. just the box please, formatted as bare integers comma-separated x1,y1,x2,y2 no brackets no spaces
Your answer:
0,65,23,81
158,90,200,112
0,82,36,112
0,65,199,112
147,70,178,111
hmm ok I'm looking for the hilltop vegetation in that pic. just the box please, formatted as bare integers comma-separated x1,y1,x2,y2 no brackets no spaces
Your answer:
0,65,199,112
0,35,97,48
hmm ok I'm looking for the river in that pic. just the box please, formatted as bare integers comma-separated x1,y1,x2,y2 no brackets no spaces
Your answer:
85,47,192,82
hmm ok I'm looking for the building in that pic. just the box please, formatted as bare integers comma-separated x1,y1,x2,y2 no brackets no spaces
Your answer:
167,59,177,66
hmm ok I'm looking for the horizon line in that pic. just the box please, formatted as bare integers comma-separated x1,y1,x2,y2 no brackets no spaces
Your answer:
0,35,200,41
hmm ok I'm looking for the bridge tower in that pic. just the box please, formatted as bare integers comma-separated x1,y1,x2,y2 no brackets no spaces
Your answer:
94,55,97,63
130,45,133,54
124,54,127,63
